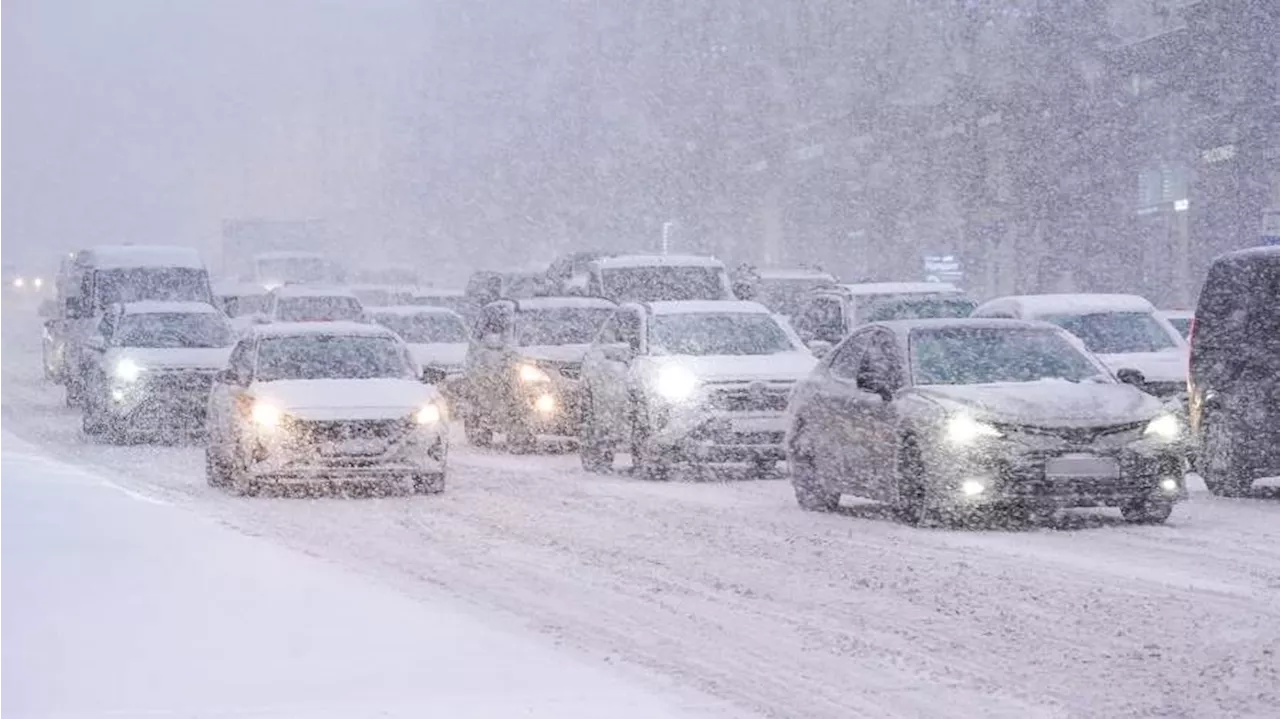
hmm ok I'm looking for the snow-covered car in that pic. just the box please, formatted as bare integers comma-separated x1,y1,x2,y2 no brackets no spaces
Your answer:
80,301,234,442
739,267,837,319
792,281,976,351
204,321,448,495
410,287,474,321
786,318,1186,524
570,254,735,303
460,296,616,450
214,282,269,333
349,284,416,309
578,300,818,478
262,285,364,323
1159,309,1194,340
972,294,1188,398
366,305,470,383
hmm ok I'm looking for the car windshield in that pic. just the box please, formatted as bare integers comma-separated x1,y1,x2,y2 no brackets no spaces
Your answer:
374,313,468,343
651,312,797,356
219,294,268,318
257,257,331,285
1040,311,1178,353
1165,316,1192,339
859,296,976,323
255,335,413,381
911,327,1104,385
757,279,830,317
515,307,614,346
600,266,727,302
93,268,210,307
115,312,233,348
276,296,363,322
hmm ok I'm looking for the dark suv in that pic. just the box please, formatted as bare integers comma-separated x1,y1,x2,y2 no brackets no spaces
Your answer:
1189,246,1280,496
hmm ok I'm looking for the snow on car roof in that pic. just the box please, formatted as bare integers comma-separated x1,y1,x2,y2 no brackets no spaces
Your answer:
254,250,326,260
756,268,836,281
1158,309,1194,319
875,317,1050,334
412,288,466,297
120,301,221,315
991,293,1158,317
271,285,358,299
833,282,961,296
645,300,772,316
594,254,725,269
80,245,205,270
367,305,464,318
513,296,616,311
251,321,396,339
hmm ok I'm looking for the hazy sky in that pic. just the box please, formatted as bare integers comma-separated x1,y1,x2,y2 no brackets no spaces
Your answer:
3,0,431,270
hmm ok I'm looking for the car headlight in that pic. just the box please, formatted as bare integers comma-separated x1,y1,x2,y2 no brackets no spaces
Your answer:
1143,413,1181,441
517,363,551,384
415,403,443,425
944,414,1002,445
251,401,283,429
13,277,25,289
114,358,144,382
655,365,699,402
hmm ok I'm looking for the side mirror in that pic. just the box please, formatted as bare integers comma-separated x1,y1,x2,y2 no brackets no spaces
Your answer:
601,343,633,363
481,333,505,350
859,373,895,403
806,340,833,359
1116,368,1147,388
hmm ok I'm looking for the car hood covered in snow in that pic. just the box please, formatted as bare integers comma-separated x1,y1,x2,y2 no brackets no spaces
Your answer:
519,344,592,365
408,343,468,369
109,347,231,372
250,378,440,421
913,380,1164,427
650,351,817,384
1095,349,1188,384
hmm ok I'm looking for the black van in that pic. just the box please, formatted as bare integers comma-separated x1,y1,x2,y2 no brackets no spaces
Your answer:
1188,246,1280,496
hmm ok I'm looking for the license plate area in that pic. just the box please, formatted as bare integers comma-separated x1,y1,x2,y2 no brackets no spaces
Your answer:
320,439,386,457
1044,454,1120,480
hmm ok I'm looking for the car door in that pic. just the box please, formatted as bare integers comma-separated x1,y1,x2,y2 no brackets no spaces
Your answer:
849,332,906,499
208,337,255,456
805,331,874,495
592,308,642,436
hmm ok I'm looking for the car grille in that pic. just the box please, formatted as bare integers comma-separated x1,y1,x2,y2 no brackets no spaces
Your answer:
991,420,1146,446
146,370,216,394
293,419,409,444
997,451,1181,498
706,382,794,412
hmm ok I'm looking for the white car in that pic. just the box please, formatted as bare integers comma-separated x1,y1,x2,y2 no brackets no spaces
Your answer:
578,300,817,478
1158,309,1194,340
263,285,364,323
972,294,1189,398
366,305,470,383
214,282,270,333
571,254,735,303
80,301,234,442
349,284,417,308
204,321,448,495
792,281,977,350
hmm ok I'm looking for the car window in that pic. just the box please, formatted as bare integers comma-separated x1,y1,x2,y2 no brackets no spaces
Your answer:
797,296,843,340
1040,312,1178,354
374,313,469,344
595,312,621,345
115,313,234,348
275,296,364,323
515,307,614,346
828,332,872,380
255,335,414,381
649,312,796,356
911,326,1106,385
856,333,902,390
228,339,255,379
859,296,976,323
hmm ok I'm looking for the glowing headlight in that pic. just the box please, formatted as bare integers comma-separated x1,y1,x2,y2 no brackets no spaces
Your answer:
114,358,144,382
415,403,442,424
251,402,283,429
517,363,551,384
1143,413,1181,441
33,277,44,289
533,394,557,415
944,414,1002,445
13,277,25,289
655,365,699,402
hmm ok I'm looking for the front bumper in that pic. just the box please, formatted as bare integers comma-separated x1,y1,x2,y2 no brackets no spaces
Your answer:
246,421,448,482
108,373,217,429
650,408,788,464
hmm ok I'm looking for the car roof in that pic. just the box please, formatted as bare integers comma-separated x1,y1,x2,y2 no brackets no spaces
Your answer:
1212,244,1280,265
412,288,466,297
272,285,358,299
367,305,464,318
510,296,616,311
826,281,961,296
594,254,725,269
119,301,221,315
642,300,773,316
77,245,205,270
1158,309,1194,319
255,250,326,260
250,321,396,339
756,268,836,281
980,293,1157,316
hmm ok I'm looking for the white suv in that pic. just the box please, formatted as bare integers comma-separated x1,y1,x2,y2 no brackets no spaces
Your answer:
578,300,817,479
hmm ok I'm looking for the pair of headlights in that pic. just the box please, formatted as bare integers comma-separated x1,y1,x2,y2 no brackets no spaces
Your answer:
12,276,43,289
944,413,1182,446
250,401,443,430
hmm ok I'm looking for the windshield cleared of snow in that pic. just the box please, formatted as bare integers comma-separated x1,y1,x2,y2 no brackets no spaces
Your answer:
651,313,795,356
911,327,1103,386
1041,312,1178,353
254,335,413,381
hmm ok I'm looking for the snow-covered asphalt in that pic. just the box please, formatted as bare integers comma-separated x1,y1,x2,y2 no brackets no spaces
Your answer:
4,315,1279,719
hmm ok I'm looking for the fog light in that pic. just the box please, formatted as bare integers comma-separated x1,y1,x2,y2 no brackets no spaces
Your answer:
960,479,987,497
534,394,556,415
1159,477,1179,493
110,389,125,402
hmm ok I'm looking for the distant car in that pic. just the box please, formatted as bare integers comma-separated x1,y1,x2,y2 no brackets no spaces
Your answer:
461,296,616,450
464,268,548,306
264,285,364,323
1159,310,1194,340
213,283,270,332
971,294,1188,399
792,282,976,350
578,300,817,478
1189,246,1280,497
366,305,470,383
786,318,1186,524
410,288,475,322
740,267,837,319
349,284,417,309
574,254,736,303
79,301,234,442
204,321,448,495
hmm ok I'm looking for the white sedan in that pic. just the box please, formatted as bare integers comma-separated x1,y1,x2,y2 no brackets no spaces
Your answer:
205,321,448,495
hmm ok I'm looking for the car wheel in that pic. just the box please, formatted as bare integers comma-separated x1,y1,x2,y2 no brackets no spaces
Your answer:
578,391,615,473
630,401,670,481
1120,498,1174,524
81,395,104,436
205,446,233,489
1200,412,1252,498
893,437,935,526
464,414,494,448
412,473,446,494
789,449,839,512
64,379,83,408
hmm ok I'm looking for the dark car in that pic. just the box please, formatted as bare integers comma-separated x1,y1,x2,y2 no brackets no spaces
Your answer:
1188,246,1280,496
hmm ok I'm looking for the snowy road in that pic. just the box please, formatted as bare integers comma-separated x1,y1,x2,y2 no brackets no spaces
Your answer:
4,315,1279,719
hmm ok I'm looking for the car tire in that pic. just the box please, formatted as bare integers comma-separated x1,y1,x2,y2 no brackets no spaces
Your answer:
1200,412,1252,498
1120,498,1174,524
464,415,494,448
412,473,446,494
893,436,935,527
205,446,233,489
789,450,839,512
65,380,83,408
578,391,615,473
81,395,105,436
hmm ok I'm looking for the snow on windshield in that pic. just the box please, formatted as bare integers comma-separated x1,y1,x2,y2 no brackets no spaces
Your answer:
276,296,364,323
1042,312,1178,354
254,335,413,381
861,296,978,323
116,313,233,349
515,308,613,346
911,327,1102,385
601,267,725,302
95,268,209,306
651,313,795,356
374,313,468,344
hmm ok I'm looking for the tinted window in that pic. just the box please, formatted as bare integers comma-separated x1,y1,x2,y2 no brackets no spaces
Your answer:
1195,254,1280,350
255,335,412,381
650,312,796,356
515,308,614,346
93,268,210,307
911,327,1103,385
757,279,830,317
1165,316,1192,339
599,266,727,302
276,296,364,322
374,313,468,343
1041,312,1177,354
115,313,233,348
828,334,871,379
